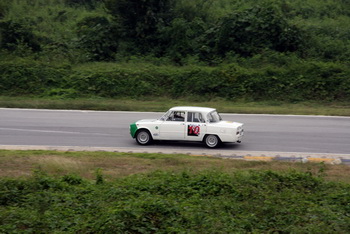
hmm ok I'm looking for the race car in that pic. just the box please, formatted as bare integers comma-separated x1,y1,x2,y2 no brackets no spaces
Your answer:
130,106,244,148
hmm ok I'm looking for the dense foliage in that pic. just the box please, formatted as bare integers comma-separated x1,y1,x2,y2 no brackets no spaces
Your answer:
1,170,349,232
0,0,350,101
1,58,349,101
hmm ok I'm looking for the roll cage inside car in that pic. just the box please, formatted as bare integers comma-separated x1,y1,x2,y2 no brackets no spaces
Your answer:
160,110,222,123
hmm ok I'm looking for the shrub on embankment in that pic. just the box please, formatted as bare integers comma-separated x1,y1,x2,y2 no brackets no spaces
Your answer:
0,60,69,96
1,59,350,102
1,170,350,233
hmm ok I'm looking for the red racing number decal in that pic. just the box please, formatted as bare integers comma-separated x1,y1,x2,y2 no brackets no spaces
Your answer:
188,125,200,136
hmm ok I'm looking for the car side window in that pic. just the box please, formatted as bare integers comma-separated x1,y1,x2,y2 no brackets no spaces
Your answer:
208,113,215,123
207,111,221,123
187,112,204,123
166,111,185,122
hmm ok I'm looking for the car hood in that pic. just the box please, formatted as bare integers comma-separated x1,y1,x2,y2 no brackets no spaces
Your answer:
136,119,158,123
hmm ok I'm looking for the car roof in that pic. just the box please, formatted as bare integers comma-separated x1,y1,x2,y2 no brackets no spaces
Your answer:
169,106,216,113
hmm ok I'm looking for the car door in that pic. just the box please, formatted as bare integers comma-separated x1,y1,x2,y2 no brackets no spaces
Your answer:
185,112,206,141
159,111,186,140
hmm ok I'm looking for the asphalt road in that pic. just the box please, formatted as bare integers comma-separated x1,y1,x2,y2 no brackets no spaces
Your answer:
1,108,350,154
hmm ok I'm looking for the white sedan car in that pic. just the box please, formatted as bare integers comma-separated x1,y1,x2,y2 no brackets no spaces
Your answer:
130,106,244,148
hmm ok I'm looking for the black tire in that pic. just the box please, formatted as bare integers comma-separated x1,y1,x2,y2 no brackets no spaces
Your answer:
136,130,153,145
204,134,220,148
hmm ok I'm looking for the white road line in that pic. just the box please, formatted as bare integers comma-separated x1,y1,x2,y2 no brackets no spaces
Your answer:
0,127,113,136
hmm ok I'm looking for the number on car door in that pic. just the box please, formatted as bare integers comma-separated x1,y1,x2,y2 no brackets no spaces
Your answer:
186,112,206,141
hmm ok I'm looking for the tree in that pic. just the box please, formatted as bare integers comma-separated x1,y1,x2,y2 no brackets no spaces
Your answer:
76,16,119,61
64,0,104,9
0,1,8,19
105,0,175,54
0,20,41,52
208,4,304,57
160,17,205,64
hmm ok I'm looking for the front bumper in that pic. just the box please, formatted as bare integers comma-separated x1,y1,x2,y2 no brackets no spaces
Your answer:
130,123,138,138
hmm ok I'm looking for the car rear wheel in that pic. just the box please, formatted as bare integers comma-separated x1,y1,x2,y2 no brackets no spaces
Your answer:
204,134,220,148
136,130,153,145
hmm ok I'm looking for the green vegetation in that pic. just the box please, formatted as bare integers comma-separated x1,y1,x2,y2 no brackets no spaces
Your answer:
1,96,350,116
1,150,350,233
3,150,350,182
0,0,349,109
1,59,350,102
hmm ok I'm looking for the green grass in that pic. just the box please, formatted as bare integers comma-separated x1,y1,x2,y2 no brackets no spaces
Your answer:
1,150,350,183
1,96,350,116
1,150,350,233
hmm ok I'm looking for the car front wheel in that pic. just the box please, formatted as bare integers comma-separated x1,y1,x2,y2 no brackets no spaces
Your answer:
204,135,220,148
136,130,153,145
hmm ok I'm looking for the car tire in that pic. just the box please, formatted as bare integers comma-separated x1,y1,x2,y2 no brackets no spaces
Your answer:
204,134,220,148
136,130,153,145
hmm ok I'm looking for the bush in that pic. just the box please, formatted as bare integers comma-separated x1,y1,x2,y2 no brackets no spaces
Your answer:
0,170,350,233
0,59,68,95
1,59,349,101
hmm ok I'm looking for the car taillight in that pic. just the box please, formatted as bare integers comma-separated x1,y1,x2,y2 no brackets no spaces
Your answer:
236,126,242,135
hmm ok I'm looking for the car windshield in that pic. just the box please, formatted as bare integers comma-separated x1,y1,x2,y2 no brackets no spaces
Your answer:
159,110,170,121
208,111,222,123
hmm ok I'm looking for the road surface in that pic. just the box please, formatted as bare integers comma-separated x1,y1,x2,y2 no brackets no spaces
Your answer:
1,108,350,156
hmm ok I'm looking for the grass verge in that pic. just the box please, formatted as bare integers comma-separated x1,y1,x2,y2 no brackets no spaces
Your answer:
1,150,349,183
1,96,350,116
1,150,350,233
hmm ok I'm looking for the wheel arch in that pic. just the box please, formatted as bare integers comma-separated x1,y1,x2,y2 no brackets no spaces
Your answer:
135,127,153,139
135,128,154,145
203,134,222,148
203,134,222,143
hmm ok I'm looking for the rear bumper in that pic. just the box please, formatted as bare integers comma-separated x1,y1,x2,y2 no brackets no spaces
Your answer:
237,129,244,142
219,129,244,143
